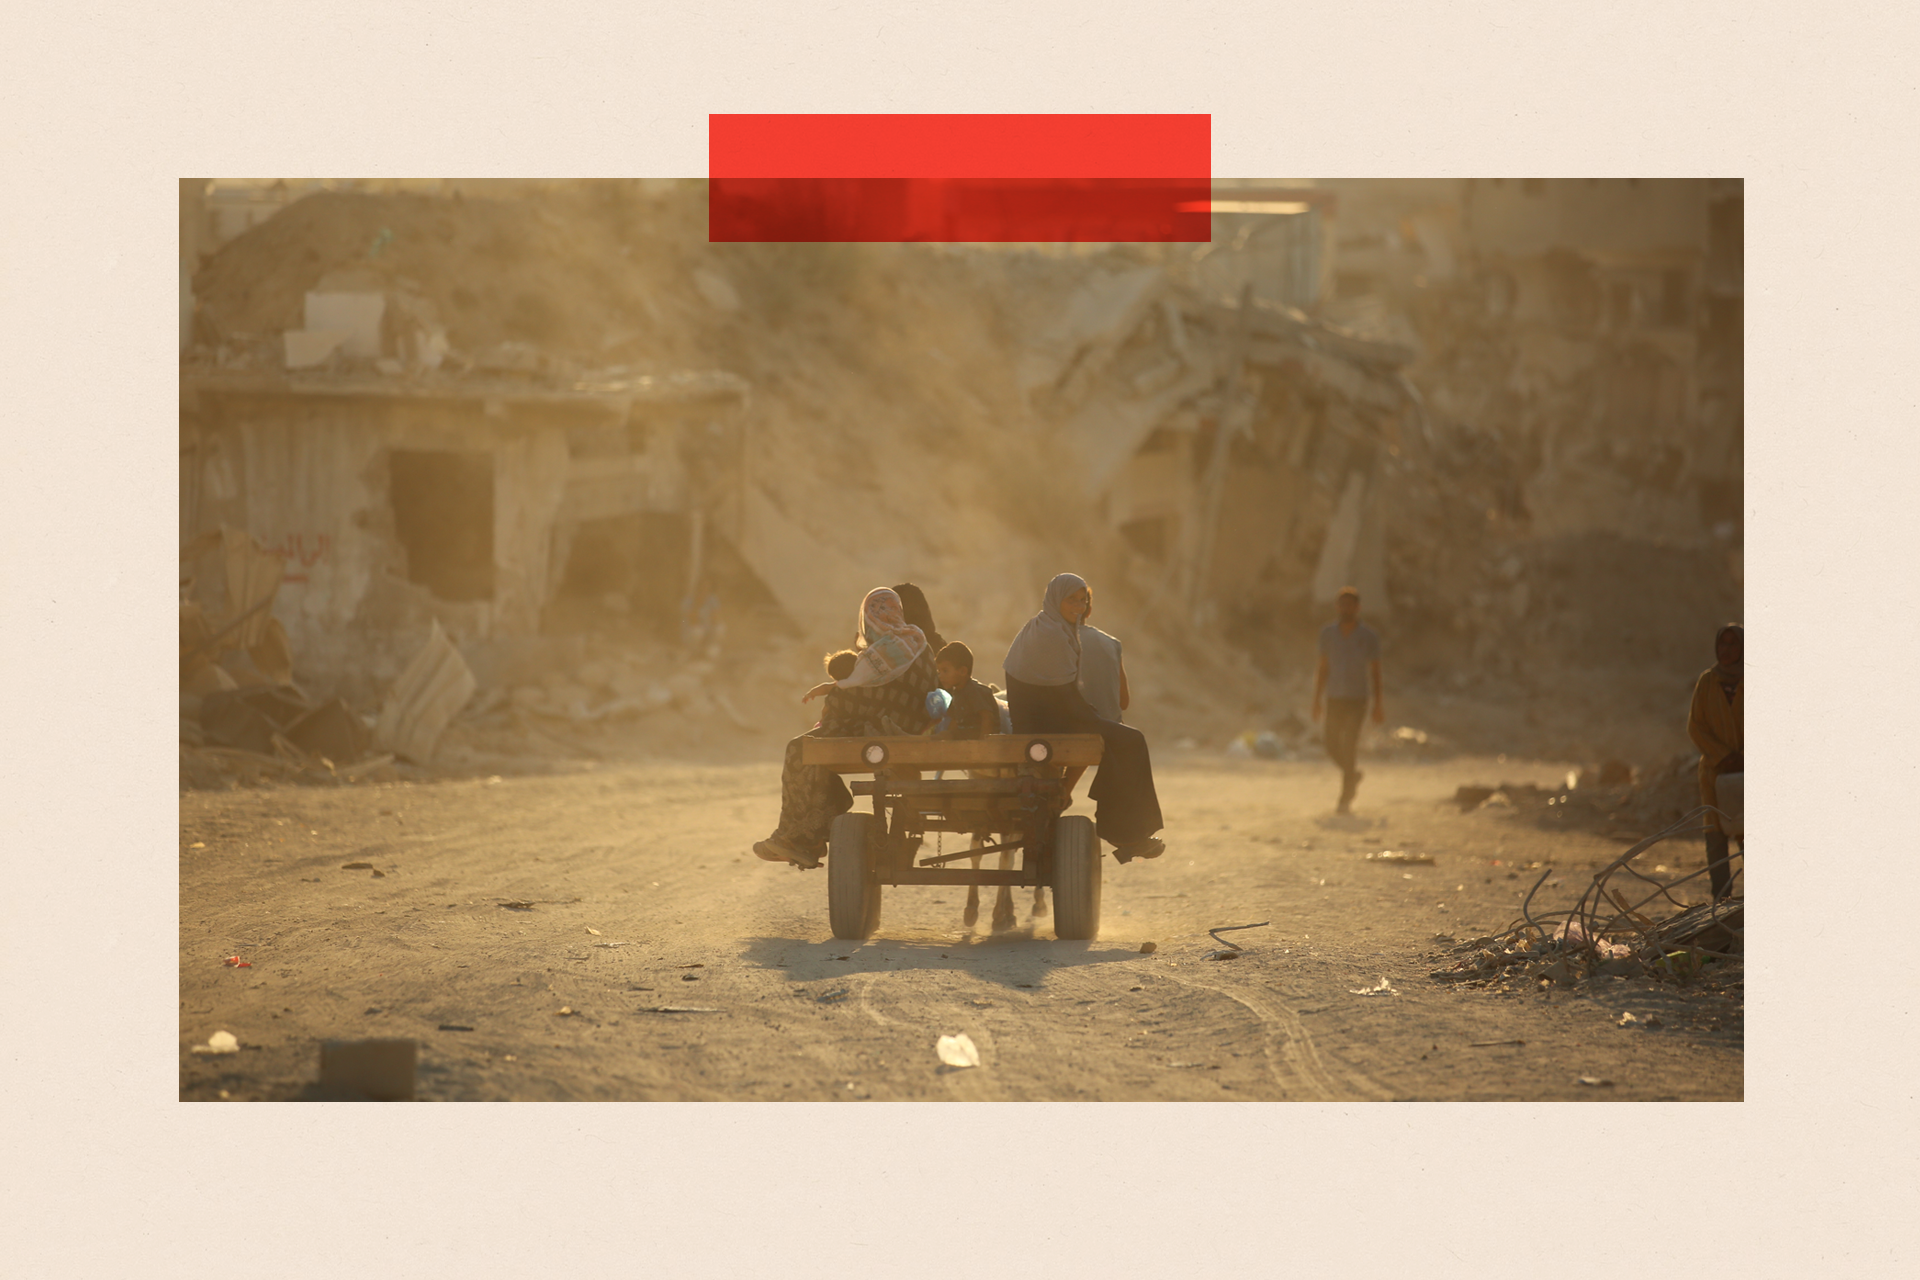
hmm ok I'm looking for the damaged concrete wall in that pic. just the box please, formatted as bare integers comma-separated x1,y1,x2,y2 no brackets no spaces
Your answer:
1463,179,1710,259
181,387,596,698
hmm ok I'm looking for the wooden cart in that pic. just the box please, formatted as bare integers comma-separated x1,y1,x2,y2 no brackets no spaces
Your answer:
799,733,1105,941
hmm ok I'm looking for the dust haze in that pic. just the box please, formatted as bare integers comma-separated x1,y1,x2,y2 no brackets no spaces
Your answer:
178,177,1743,1101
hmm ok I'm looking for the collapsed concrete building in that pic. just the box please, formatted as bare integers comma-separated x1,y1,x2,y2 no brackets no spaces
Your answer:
1009,255,1418,631
995,178,1742,736
178,178,1741,769
1322,177,1744,547
180,354,749,703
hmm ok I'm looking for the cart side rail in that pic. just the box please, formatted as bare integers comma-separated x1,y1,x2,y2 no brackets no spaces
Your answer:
799,733,1103,772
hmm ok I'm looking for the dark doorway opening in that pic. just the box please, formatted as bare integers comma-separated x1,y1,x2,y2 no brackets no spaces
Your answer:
1120,515,1171,561
571,515,686,623
389,449,495,602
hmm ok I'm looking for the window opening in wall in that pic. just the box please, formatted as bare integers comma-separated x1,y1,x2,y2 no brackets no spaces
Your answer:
388,449,495,601
1120,516,1170,562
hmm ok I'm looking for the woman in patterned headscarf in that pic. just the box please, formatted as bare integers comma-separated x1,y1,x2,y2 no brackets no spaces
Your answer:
755,588,940,869
1003,573,1166,865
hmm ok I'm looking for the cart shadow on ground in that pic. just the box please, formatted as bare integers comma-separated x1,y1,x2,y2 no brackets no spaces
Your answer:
736,932,1146,991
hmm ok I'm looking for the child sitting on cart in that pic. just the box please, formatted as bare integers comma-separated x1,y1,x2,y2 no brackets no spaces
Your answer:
801,650,859,705
933,641,1005,740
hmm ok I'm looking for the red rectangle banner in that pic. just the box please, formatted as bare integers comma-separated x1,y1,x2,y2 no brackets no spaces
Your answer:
709,114,1211,243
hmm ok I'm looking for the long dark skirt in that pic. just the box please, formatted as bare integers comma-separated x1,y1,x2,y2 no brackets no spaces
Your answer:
774,729,853,855
1004,673,1163,847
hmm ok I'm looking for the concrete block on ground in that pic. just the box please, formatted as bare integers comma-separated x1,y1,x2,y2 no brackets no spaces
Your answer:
283,329,349,369
320,1038,416,1100
304,291,386,357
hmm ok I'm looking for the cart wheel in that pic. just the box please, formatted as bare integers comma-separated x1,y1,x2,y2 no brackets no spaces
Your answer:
828,812,883,940
1052,815,1101,940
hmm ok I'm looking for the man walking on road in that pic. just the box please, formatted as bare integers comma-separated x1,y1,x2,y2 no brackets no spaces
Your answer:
1312,586,1383,814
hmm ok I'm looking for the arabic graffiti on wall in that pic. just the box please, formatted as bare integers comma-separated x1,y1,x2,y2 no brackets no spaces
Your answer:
268,533,332,584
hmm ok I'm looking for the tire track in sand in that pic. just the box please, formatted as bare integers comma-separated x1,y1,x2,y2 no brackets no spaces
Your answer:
1160,969,1392,1102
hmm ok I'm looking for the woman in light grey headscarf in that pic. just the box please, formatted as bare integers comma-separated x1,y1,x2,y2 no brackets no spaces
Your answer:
1003,573,1165,864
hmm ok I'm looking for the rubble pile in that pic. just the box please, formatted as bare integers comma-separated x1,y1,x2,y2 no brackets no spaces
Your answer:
182,180,1739,775
1449,751,1701,841
1427,913,1743,992
189,185,713,373
1431,799,1742,991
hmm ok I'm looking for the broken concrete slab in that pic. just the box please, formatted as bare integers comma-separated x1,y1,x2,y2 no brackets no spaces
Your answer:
200,685,315,756
222,526,285,651
303,291,386,357
282,329,349,369
375,620,477,764
285,697,372,764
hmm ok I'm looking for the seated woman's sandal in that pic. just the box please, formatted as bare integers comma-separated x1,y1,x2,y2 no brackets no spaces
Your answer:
1112,837,1165,864
753,836,823,870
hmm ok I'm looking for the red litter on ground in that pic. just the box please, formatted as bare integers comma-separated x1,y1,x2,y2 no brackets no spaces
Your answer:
224,956,252,968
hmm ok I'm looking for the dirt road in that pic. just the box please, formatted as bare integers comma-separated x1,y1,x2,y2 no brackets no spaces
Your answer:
179,753,1741,1101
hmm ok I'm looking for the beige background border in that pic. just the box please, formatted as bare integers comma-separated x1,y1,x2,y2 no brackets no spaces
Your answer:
2,0,1913,1273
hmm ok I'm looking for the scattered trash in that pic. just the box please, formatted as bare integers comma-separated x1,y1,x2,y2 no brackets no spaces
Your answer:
1577,1075,1615,1087
586,927,601,936
341,862,374,870
970,997,994,1006
1468,1039,1525,1048
592,941,632,949
1016,982,1035,989
557,1007,575,1016
1536,957,1576,986
817,988,851,1004
1206,921,1270,955
189,842,206,849
638,1006,724,1014
1655,949,1704,979
498,901,536,911
936,1033,981,1069
1138,941,1157,954
191,1030,241,1055
1367,850,1435,865
1202,950,1243,961
437,1024,474,1032
1618,1012,1640,1027
1128,986,1144,992
681,973,699,981
675,963,705,969
222,955,252,968
1349,977,1397,996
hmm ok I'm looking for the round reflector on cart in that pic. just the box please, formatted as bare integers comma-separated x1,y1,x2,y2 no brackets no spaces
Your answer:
862,741,889,767
1025,739,1053,764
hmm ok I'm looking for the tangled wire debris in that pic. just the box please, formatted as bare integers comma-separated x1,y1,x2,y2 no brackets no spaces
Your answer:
1429,806,1742,989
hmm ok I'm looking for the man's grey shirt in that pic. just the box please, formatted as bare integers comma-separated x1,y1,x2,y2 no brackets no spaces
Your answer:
1319,621,1380,701
1078,624,1124,721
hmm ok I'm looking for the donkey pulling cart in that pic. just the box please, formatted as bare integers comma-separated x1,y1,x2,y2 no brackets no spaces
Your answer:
799,733,1107,941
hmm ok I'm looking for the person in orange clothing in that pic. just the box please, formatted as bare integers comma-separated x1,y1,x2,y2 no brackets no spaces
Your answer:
1687,623,1743,901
